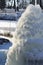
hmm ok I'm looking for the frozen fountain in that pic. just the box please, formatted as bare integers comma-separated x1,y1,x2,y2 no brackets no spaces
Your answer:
35,0,37,5
5,3,43,65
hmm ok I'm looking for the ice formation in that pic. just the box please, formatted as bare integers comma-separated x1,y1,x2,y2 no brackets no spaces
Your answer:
5,4,43,65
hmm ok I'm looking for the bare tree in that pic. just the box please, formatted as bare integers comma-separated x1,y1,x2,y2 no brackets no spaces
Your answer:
30,0,35,5
17,0,19,11
0,0,6,10
13,0,16,11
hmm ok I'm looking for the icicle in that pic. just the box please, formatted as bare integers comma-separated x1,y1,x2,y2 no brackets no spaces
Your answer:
16,47,18,60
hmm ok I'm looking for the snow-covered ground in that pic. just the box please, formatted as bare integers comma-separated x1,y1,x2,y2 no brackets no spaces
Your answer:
0,20,17,36
0,9,24,13
0,10,23,33
0,20,16,28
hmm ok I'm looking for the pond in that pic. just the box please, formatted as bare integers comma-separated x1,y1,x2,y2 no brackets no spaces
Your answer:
0,38,12,49
0,38,12,65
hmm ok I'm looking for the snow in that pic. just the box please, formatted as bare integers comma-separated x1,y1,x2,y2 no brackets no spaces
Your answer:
5,4,43,65
0,20,17,35
0,21,16,28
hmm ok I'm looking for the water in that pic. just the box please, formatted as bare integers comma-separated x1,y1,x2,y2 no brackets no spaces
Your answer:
35,0,37,5
0,50,8,65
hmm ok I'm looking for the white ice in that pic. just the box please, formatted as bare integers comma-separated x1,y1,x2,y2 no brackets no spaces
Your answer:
5,4,43,65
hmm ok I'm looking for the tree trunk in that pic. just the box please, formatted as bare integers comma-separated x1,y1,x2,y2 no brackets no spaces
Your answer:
0,0,6,10
13,0,16,11
30,0,35,5
40,0,43,9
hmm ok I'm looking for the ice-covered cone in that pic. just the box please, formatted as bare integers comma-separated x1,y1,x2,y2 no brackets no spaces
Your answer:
5,4,43,65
